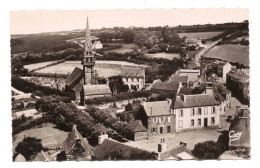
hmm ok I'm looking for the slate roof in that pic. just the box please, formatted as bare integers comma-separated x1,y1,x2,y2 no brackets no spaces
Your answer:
62,125,94,153
173,94,220,109
143,101,172,117
65,67,83,88
151,82,179,91
159,145,196,160
227,70,249,83
83,84,111,96
14,154,26,162
168,76,188,83
178,87,193,95
93,139,154,160
145,79,162,91
128,120,147,132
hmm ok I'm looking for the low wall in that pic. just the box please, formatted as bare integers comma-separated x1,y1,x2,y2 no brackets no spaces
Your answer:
94,97,147,110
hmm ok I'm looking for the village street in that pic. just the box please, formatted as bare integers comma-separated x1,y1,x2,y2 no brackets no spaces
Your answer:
125,97,246,152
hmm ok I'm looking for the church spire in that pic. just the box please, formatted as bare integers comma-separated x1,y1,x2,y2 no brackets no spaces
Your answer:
84,17,92,55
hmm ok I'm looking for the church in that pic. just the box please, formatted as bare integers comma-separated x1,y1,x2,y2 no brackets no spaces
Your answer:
65,18,112,105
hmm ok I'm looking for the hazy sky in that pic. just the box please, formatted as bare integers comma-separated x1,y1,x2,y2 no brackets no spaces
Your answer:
10,9,248,34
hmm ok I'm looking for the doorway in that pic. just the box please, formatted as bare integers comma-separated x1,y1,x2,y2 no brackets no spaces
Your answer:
204,118,208,127
160,127,164,134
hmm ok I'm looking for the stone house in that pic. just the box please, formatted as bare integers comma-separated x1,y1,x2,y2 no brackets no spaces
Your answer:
121,67,145,91
128,120,147,141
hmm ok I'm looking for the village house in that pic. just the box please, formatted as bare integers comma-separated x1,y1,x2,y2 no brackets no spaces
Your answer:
128,120,148,141
157,139,196,160
145,79,162,91
136,94,221,137
151,82,182,98
121,67,145,91
172,69,202,88
173,94,221,132
205,82,232,114
93,134,156,160
226,69,250,104
62,125,94,161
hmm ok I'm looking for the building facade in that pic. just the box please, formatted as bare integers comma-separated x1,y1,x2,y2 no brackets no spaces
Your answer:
121,67,145,91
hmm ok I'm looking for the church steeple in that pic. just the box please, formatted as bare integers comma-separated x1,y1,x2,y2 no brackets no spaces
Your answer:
84,17,93,56
82,17,95,85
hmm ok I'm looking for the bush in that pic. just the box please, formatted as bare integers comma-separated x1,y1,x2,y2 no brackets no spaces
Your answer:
192,141,226,160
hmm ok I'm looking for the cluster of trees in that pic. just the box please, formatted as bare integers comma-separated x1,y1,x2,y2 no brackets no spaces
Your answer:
34,95,110,146
11,76,75,99
192,141,226,159
14,137,44,161
98,30,135,43
85,90,150,105
108,76,129,95
85,106,133,140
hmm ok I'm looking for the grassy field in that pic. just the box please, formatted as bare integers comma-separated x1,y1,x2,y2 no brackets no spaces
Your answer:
104,43,135,54
24,60,62,72
32,60,146,78
178,31,223,39
204,44,249,66
13,124,68,153
145,52,180,60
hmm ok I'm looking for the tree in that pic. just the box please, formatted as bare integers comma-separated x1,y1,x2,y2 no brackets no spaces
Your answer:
15,137,43,161
56,151,67,161
125,103,133,111
122,30,135,43
192,141,225,160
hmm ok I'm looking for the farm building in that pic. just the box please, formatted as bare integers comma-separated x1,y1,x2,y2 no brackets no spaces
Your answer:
128,120,148,141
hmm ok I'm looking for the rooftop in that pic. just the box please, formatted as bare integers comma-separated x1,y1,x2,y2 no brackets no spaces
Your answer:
83,84,111,96
159,145,196,160
151,82,179,91
167,76,188,83
65,67,83,88
227,70,250,83
143,100,172,117
173,94,220,109
128,120,147,132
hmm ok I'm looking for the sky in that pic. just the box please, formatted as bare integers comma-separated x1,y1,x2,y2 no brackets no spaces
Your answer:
10,9,248,35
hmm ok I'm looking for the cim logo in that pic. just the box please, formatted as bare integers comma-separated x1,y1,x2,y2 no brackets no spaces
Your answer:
229,130,243,142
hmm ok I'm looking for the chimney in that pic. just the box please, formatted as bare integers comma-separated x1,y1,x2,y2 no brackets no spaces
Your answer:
98,132,108,145
180,94,186,102
73,124,77,130
158,138,168,153
180,141,187,147
166,98,172,105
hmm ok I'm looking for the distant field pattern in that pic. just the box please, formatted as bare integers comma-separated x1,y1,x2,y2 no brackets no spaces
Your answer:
145,52,180,60
178,31,223,39
204,44,249,66
24,60,62,72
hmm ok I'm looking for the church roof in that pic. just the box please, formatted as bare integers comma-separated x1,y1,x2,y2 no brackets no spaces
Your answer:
62,125,94,153
83,84,111,96
65,67,83,88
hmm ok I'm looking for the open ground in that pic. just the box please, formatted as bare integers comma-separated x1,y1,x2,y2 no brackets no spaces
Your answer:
177,31,223,39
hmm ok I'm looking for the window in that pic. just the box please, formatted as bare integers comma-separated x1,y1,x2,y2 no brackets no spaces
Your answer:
167,126,171,133
204,107,208,115
153,118,156,123
178,120,183,128
197,119,201,126
212,107,216,114
137,78,139,82
161,117,164,123
131,78,134,82
179,110,183,117
151,128,157,133
190,119,194,127
167,116,171,122
127,78,129,82
191,108,195,116
211,117,215,124
198,108,202,115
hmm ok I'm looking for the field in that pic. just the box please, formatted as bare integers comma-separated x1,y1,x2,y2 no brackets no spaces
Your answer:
24,60,62,72
178,31,223,39
103,43,135,54
13,124,69,153
145,52,180,60
204,44,249,66
32,60,146,78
